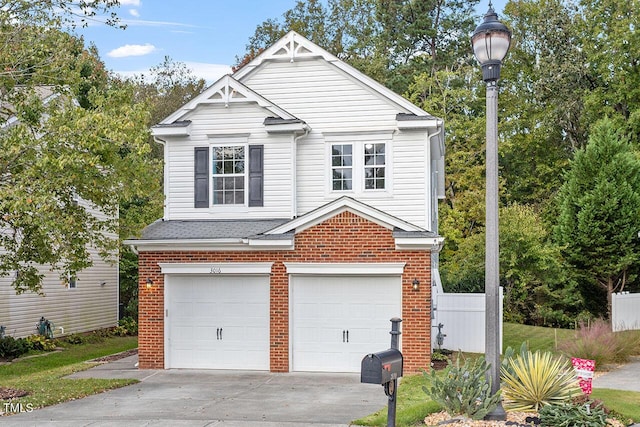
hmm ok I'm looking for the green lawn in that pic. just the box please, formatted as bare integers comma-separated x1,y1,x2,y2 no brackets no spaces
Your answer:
0,335,138,416
353,323,640,427
353,374,442,427
502,322,575,354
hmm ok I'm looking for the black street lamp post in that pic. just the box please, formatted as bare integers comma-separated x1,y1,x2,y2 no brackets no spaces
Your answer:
471,3,511,421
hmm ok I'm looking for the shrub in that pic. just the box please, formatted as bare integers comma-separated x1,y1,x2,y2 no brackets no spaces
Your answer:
116,317,138,336
24,334,57,351
0,336,29,359
423,353,501,420
501,348,580,411
558,318,638,366
62,333,86,345
431,351,449,362
539,399,607,427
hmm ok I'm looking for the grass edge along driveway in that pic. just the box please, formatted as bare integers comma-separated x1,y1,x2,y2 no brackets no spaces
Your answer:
0,335,138,416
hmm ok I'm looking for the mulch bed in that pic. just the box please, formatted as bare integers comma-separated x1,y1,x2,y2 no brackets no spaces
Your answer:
0,387,29,400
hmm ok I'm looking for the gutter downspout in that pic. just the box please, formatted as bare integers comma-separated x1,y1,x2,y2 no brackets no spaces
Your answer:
427,121,445,341
292,128,310,218
153,136,168,220
427,120,444,233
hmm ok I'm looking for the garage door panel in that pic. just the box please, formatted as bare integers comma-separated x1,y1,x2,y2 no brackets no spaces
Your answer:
166,275,269,370
292,275,402,373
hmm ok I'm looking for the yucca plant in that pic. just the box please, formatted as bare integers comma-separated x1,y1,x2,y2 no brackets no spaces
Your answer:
501,349,581,412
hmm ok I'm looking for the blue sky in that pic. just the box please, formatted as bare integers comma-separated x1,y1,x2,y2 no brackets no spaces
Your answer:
78,0,507,83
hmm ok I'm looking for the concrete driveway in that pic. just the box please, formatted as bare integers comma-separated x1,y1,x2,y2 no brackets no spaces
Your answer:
3,355,389,427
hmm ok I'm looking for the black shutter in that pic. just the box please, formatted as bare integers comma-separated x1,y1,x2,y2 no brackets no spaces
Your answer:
194,147,209,208
248,145,264,207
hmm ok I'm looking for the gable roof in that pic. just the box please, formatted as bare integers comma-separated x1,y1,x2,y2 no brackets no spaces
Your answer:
233,31,438,121
157,74,303,127
266,196,425,235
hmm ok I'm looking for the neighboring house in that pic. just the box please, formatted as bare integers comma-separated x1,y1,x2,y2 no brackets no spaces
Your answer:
0,87,119,339
126,31,445,373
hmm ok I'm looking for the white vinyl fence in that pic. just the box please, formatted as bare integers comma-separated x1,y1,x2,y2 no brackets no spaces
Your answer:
612,292,640,332
431,288,503,354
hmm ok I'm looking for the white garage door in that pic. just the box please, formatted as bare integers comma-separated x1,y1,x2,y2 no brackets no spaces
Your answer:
165,275,269,370
291,275,402,372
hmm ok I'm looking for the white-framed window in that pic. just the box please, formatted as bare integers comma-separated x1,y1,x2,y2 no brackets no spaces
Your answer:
364,143,386,190
211,145,246,205
68,275,77,289
331,144,353,191
328,138,390,195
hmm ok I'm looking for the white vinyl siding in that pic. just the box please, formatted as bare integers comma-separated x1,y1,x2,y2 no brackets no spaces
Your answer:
242,60,400,133
0,201,118,339
164,103,294,220
161,57,435,229
241,59,432,229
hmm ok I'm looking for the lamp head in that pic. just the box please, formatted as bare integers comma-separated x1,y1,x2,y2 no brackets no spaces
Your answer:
471,5,511,82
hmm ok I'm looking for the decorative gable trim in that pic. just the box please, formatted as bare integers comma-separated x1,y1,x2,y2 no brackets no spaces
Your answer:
158,75,301,125
233,31,435,118
265,196,425,235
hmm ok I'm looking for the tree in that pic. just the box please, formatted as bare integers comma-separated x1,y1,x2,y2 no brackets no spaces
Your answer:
442,204,579,326
579,0,640,143
375,0,479,93
498,0,588,209
554,118,640,320
0,1,158,294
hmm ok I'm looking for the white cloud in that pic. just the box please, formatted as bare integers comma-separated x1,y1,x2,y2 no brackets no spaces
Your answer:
119,0,141,6
119,18,197,29
129,9,140,17
108,43,156,58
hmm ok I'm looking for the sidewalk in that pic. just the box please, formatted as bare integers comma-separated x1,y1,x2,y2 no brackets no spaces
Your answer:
592,355,640,392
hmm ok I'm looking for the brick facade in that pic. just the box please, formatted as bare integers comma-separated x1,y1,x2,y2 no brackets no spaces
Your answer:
138,211,432,373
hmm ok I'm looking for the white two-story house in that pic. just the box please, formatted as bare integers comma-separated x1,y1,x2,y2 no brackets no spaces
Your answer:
127,31,445,373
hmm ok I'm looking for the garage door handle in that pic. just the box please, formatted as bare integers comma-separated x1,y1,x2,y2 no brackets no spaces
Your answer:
219,328,223,340
346,330,349,343
342,330,345,342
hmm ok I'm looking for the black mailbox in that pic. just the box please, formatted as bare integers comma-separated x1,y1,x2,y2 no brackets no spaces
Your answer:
361,348,403,385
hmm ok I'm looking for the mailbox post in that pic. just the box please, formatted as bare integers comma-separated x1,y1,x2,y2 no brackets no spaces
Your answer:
361,318,403,427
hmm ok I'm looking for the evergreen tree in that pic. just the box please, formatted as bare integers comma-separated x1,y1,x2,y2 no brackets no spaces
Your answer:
554,118,640,319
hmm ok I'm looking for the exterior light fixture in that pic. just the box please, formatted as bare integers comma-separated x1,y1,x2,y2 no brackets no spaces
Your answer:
471,2,511,421
146,278,154,289
471,4,512,83
412,279,420,291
